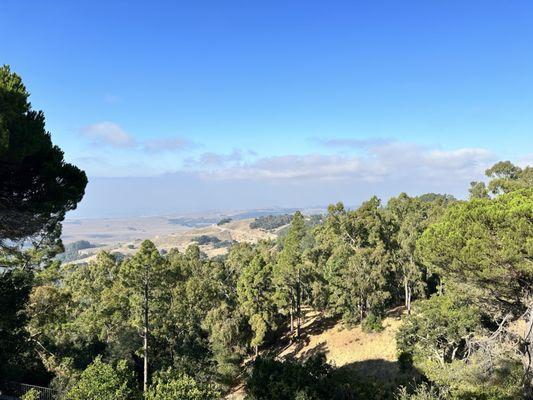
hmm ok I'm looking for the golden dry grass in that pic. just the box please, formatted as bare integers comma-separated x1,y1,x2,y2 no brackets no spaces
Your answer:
278,316,400,367
226,310,404,399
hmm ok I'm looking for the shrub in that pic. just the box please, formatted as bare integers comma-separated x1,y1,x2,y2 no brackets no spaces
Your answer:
245,353,332,400
21,389,40,400
395,383,448,400
146,370,219,400
63,357,136,400
362,312,384,333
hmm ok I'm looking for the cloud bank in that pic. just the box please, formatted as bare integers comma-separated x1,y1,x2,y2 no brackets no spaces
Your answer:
70,139,504,218
194,142,494,183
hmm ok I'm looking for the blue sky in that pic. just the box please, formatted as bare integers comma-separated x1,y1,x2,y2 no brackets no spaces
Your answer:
1,1,532,217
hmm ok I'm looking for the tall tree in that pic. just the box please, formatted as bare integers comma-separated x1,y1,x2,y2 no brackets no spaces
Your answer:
237,251,275,356
273,211,307,337
387,193,453,313
316,198,394,324
0,65,86,389
485,160,532,195
119,240,167,393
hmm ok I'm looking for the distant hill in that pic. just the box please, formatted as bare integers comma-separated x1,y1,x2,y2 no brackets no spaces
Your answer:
63,217,278,264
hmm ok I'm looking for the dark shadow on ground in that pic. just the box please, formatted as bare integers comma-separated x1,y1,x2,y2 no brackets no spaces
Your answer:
264,313,340,359
332,359,421,389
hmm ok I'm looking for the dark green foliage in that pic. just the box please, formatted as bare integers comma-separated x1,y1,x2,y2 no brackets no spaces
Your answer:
0,269,33,381
395,383,448,400
418,188,533,312
362,312,384,333
192,235,236,248
0,66,86,390
64,357,137,400
245,353,333,400
217,217,232,225
416,193,456,205
468,181,489,199
238,249,276,353
397,292,482,364
314,198,394,324
485,160,532,195
146,369,220,400
417,187,533,396
246,353,396,400
250,214,293,230
0,65,87,248
273,211,309,337
64,240,94,252
193,235,222,245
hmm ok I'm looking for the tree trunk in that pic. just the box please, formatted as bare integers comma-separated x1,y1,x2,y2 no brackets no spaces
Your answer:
254,345,258,358
143,279,149,393
359,294,364,322
289,309,294,335
523,303,533,397
296,271,301,338
404,278,412,315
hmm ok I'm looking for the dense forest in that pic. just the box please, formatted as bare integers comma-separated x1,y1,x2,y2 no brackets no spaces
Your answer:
1,67,532,400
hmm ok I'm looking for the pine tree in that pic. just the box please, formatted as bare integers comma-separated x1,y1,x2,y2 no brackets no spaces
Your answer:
119,240,167,392
273,211,307,337
237,252,275,356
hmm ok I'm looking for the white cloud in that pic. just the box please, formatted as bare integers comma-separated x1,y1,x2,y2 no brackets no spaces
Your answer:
143,137,192,152
81,122,192,153
82,122,136,148
185,149,244,167
195,143,496,183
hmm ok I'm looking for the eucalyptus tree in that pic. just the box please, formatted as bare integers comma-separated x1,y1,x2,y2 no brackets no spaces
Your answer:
387,193,453,313
485,160,533,195
468,161,532,199
315,198,394,324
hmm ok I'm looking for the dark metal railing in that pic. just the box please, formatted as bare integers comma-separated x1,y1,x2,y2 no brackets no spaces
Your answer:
1,382,57,400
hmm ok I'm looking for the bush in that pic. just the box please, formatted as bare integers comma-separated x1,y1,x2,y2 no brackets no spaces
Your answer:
21,389,40,400
395,383,447,400
245,353,333,400
63,357,136,400
362,312,384,333
217,218,232,225
146,369,219,400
